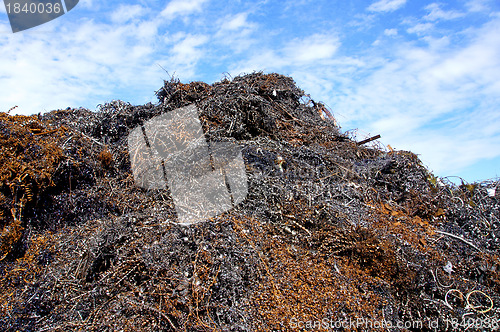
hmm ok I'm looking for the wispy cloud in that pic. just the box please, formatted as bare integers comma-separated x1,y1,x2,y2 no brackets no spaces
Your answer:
334,16,500,175
466,0,489,13
384,28,398,36
161,0,209,20
0,0,213,113
286,34,340,63
214,12,258,54
79,0,95,9
368,0,406,13
407,22,434,35
0,16,167,113
220,12,250,31
232,33,340,74
111,4,147,24
167,33,209,75
424,3,465,21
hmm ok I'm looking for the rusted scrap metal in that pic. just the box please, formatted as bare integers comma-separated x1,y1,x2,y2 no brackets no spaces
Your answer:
317,104,335,121
356,134,381,146
3,72,500,331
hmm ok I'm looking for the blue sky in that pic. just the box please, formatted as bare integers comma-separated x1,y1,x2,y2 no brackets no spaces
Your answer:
1,0,499,183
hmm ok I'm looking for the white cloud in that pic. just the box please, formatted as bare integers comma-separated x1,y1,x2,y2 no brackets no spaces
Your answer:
368,0,406,13
0,2,6,14
404,133,500,176
422,36,451,49
466,0,489,13
0,16,167,114
349,13,377,30
424,3,465,21
215,12,258,54
332,16,500,177
231,50,287,75
232,34,340,74
161,0,209,20
135,20,160,40
111,5,146,24
384,28,398,36
428,21,500,88
286,34,339,63
171,34,208,59
79,0,96,10
0,23,10,34
0,0,213,114
407,22,434,35
221,12,249,31
161,33,209,78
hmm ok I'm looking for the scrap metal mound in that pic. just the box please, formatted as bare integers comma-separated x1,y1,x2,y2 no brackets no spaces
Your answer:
1,72,499,331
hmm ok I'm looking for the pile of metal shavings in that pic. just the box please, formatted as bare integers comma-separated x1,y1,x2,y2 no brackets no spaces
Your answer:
0,72,499,331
